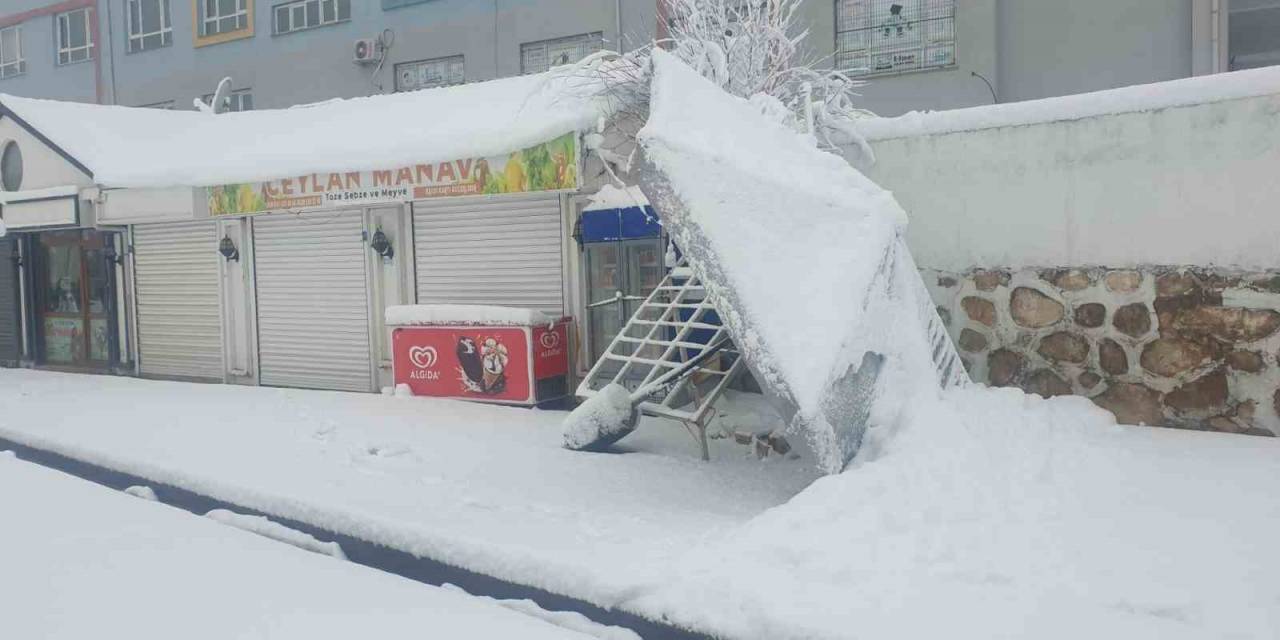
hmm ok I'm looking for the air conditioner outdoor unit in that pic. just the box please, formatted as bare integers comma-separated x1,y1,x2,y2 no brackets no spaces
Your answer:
353,38,380,64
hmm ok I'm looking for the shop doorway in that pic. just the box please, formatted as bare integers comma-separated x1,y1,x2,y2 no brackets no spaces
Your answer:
31,230,118,370
578,205,665,363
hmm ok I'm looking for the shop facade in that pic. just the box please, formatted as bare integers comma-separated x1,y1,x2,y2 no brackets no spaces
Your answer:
0,106,129,375
0,78,646,394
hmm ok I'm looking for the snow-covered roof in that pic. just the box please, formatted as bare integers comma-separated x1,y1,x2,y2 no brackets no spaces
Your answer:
0,70,607,189
856,64,1280,141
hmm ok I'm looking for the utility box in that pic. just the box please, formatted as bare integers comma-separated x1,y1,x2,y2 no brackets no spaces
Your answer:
389,305,570,406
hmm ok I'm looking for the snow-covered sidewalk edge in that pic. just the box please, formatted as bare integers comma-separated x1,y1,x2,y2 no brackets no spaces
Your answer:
0,431,707,638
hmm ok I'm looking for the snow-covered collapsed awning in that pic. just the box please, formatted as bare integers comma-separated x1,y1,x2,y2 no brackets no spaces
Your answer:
0,70,609,190
632,50,965,473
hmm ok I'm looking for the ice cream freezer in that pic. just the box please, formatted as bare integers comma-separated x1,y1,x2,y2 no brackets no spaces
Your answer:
387,305,571,407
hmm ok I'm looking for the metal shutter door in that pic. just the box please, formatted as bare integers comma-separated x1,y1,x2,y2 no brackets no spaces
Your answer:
254,213,373,392
0,238,20,364
414,193,564,315
133,221,224,380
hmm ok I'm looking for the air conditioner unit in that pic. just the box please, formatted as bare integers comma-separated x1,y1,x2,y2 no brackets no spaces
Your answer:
353,38,380,64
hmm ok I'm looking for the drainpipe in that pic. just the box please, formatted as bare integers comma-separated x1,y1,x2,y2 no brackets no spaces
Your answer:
615,0,623,50
1212,0,1222,73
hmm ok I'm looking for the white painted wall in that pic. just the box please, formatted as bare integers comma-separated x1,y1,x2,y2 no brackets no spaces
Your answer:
864,91,1280,272
0,118,92,191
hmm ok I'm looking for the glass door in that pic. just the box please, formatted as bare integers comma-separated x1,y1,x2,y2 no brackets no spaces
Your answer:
34,230,115,369
584,238,664,363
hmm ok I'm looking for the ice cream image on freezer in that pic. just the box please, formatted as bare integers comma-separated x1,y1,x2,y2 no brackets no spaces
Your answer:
456,337,485,393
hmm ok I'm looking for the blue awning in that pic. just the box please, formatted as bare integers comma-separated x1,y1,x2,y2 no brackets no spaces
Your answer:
579,205,662,243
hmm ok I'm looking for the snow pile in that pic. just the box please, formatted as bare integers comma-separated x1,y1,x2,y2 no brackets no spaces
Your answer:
857,64,1280,141
441,584,641,640
585,184,650,211
636,49,949,472
562,383,637,451
123,485,157,501
0,68,607,188
633,386,1280,639
205,509,347,560
385,304,553,327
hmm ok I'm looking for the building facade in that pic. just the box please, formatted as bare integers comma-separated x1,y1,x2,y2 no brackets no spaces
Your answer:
0,1,1275,116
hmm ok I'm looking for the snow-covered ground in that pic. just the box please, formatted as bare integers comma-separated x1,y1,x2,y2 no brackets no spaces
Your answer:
0,452,612,639
1,369,1278,639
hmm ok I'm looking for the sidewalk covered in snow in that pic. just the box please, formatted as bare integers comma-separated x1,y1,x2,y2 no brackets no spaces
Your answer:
2,369,1277,640
0,451,612,640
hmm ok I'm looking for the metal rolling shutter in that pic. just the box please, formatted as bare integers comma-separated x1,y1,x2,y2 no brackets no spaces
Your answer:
133,222,224,380
254,212,373,392
0,238,20,365
414,193,564,316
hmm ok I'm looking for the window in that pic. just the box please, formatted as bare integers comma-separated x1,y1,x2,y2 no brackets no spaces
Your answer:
202,88,254,112
1,141,22,191
520,32,602,75
395,55,464,91
836,0,955,77
56,7,95,65
128,0,173,53
139,100,176,109
0,26,24,78
274,0,350,35
199,0,251,37
1229,1,1280,71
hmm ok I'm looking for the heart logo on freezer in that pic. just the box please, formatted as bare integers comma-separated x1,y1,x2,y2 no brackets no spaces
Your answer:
409,346,438,369
539,332,560,350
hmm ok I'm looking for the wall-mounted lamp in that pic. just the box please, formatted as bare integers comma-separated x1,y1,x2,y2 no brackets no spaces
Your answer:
219,235,240,262
370,228,394,260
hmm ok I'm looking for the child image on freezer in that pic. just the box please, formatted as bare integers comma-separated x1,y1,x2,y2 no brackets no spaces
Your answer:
455,336,509,395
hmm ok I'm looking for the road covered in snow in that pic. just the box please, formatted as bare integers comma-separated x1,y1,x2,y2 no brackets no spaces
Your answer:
0,451,614,640
2,369,1278,639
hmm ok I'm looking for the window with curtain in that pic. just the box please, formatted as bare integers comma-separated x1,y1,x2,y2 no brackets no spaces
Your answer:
0,26,24,78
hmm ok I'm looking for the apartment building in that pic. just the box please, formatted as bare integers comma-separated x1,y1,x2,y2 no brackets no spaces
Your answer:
0,1,1275,116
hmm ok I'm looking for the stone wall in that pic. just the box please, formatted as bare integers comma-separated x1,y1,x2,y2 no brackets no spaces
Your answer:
927,267,1280,437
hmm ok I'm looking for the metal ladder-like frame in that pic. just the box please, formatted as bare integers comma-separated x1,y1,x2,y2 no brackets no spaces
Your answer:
576,261,745,458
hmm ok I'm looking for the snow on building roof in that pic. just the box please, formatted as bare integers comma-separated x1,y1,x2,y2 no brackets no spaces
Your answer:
0,70,607,189
856,64,1280,141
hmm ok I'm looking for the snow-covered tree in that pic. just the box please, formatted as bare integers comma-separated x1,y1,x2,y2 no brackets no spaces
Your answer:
572,0,875,170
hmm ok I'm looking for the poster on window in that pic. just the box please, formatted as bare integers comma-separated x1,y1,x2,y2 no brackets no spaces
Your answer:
90,317,110,362
208,132,579,216
43,317,82,363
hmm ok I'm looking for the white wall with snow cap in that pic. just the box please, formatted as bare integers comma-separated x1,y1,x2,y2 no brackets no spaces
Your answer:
858,67,1280,271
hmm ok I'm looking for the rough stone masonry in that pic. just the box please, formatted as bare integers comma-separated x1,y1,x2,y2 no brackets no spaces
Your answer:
926,266,1280,437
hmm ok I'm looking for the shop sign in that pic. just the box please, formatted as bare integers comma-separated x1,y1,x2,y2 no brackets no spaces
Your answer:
208,132,578,216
